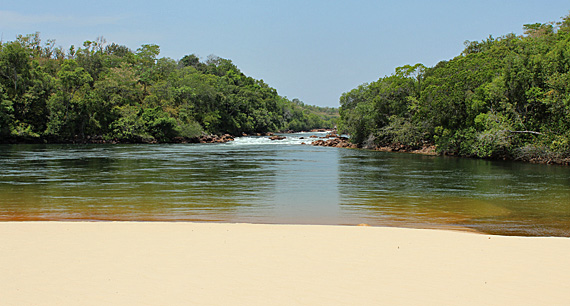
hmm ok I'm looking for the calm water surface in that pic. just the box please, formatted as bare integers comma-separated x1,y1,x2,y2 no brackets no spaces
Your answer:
1,133,570,236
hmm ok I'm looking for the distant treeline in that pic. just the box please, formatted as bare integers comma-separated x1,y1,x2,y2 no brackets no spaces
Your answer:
338,14,570,163
0,34,337,143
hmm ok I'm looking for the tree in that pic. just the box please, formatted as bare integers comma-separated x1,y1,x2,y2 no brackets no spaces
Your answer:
135,44,160,94
338,13,570,161
0,84,14,137
179,54,206,71
46,59,94,138
0,41,32,98
1,33,335,142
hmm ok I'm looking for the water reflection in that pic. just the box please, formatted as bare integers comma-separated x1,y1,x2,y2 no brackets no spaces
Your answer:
0,144,278,221
337,149,570,236
2,141,570,236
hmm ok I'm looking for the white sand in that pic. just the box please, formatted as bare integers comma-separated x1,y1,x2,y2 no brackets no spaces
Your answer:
1,222,569,306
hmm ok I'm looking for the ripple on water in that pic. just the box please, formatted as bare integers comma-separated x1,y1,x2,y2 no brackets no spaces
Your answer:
1,139,570,236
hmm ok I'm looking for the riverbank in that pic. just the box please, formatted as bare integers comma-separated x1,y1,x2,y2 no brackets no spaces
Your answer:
309,134,570,165
3,131,569,165
0,134,236,145
1,222,569,306
310,134,437,155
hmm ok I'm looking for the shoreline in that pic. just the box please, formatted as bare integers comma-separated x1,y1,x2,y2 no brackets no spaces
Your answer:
0,218,484,235
1,221,569,306
311,136,570,165
0,204,567,238
3,132,569,166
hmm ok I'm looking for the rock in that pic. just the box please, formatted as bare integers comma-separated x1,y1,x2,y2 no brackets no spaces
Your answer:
194,134,235,144
222,134,234,141
311,135,354,148
269,136,286,140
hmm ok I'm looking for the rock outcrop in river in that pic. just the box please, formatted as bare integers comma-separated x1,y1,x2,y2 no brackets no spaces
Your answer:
311,134,357,148
184,134,235,144
310,133,436,155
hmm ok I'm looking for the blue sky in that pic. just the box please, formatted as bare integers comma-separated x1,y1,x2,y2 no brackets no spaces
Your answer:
1,1,569,107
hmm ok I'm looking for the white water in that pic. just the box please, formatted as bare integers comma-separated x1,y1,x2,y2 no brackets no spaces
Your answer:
227,132,331,146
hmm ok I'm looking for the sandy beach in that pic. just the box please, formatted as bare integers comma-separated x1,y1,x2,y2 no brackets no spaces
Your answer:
1,222,569,306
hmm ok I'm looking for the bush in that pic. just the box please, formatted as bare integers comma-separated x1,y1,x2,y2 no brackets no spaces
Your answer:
141,108,179,142
515,145,561,163
378,116,425,148
0,98,14,137
178,121,203,138
470,112,513,158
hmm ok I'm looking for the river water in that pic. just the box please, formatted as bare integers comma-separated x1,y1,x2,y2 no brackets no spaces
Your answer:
1,132,570,236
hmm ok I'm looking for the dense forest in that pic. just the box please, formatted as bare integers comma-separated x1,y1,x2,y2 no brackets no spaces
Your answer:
0,34,337,143
338,14,570,163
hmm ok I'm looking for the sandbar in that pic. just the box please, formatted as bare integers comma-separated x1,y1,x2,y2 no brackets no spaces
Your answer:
1,222,569,305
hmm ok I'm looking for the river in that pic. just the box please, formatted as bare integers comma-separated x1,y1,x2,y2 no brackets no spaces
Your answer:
1,132,570,236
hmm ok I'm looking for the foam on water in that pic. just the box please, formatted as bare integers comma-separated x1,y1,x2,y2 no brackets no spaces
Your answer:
227,132,330,146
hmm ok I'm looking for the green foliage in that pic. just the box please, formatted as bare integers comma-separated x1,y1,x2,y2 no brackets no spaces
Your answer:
178,121,203,138
339,63,426,145
1,34,336,143
471,112,513,158
45,59,94,138
0,85,14,137
280,98,336,132
109,105,145,141
0,41,32,98
339,96,376,144
339,13,570,161
141,107,179,142
378,116,425,148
